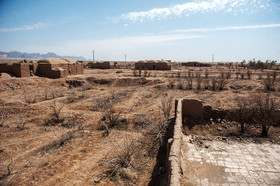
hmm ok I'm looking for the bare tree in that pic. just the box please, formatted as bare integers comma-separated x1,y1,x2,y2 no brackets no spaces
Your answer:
160,94,173,121
251,94,278,137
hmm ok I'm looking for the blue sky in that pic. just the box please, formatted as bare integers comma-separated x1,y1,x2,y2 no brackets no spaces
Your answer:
0,0,280,62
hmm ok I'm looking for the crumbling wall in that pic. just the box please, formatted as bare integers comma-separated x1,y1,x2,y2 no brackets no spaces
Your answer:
0,63,30,77
167,99,184,186
88,62,111,69
181,99,203,117
135,61,171,70
167,99,205,185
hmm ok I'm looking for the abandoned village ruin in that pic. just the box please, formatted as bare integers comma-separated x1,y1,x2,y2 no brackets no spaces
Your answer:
0,58,84,78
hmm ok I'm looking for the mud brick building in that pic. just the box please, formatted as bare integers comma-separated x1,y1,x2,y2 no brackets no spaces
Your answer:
135,60,171,70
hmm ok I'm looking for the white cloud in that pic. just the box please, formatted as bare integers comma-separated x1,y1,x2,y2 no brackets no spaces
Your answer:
27,34,205,60
169,24,280,33
0,22,49,32
113,0,274,22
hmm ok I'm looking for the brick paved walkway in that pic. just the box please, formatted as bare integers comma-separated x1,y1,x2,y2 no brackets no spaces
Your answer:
182,135,280,185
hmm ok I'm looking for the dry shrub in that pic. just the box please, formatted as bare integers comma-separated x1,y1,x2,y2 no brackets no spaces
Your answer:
132,114,152,128
203,79,210,89
186,77,193,90
99,132,146,183
44,100,64,126
37,130,75,154
263,73,275,91
167,81,175,89
67,89,86,103
101,107,122,129
251,94,279,137
160,94,173,121
23,92,38,103
240,73,245,79
234,96,253,134
235,71,240,79
211,78,217,91
247,69,252,79
91,90,130,111
204,69,209,78
15,116,28,131
177,71,181,78
176,80,184,90
0,159,14,180
272,71,278,81
226,71,231,79
196,74,202,90
217,78,227,90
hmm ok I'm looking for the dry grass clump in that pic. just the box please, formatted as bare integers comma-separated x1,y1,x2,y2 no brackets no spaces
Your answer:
98,132,147,184
91,90,130,111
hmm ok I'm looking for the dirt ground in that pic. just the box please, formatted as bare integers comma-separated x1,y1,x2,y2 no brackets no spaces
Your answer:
0,64,280,185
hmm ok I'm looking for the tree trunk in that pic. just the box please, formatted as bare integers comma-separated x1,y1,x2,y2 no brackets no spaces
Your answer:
261,124,268,137
241,123,245,134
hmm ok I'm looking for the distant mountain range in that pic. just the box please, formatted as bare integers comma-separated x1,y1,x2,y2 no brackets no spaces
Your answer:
0,51,86,61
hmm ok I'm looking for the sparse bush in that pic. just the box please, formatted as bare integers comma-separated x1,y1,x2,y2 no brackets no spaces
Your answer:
176,80,183,90
203,79,210,89
251,94,279,137
0,159,14,180
132,114,152,128
272,71,277,81
196,75,202,90
226,71,231,79
204,69,209,78
160,94,173,121
220,71,225,79
167,81,175,89
235,72,240,79
240,73,245,79
186,77,193,90
211,78,217,91
15,116,28,131
247,69,252,79
45,100,64,125
24,92,38,103
177,71,181,78
235,97,252,134
217,78,227,90
263,73,275,91
100,132,146,182
258,74,262,80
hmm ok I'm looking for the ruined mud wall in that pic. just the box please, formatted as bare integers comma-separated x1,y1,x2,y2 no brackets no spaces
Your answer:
88,62,111,69
135,62,171,70
167,99,185,186
0,63,30,77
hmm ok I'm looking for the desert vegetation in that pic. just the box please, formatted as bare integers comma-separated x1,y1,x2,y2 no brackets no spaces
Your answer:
0,59,280,185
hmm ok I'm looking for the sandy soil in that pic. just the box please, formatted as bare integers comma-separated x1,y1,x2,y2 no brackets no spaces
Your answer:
0,65,279,185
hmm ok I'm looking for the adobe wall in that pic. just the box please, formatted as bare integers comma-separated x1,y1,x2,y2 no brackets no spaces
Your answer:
167,99,184,186
135,62,171,70
0,63,30,77
167,99,204,186
88,62,111,69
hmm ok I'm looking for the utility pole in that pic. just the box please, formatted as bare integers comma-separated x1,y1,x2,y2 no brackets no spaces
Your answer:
125,54,127,63
212,53,214,63
93,50,95,62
